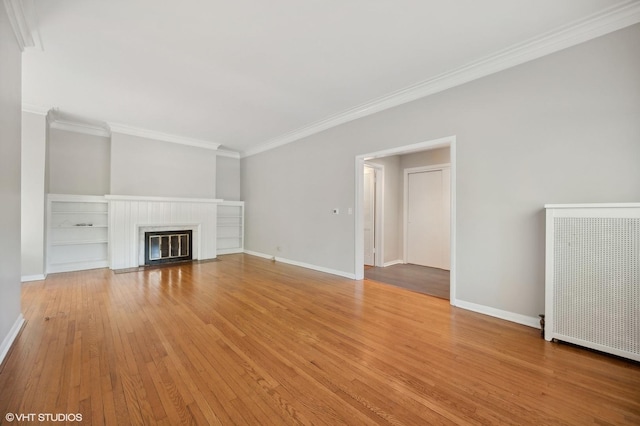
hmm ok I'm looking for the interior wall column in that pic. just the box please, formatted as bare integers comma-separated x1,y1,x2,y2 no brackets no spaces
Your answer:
21,109,48,281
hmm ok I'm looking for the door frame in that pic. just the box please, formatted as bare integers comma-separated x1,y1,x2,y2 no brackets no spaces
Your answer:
403,164,450,266
364,162,384,267
354,135,457,306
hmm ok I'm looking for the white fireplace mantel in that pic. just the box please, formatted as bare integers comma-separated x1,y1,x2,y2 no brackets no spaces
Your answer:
105,195,223,203
107,195,223,269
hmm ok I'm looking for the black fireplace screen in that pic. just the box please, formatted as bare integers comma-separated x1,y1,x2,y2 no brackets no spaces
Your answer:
144,230,192,265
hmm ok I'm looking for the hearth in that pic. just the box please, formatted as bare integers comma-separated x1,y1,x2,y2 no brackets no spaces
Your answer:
144,230,192,265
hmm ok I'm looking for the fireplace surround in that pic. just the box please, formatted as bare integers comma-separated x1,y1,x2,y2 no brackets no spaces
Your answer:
106,195,222,270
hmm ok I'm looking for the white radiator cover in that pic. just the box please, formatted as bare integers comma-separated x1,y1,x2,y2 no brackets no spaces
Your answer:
545,203,640,362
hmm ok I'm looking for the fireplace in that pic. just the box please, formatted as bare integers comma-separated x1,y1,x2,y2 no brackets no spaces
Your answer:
144,230,193,265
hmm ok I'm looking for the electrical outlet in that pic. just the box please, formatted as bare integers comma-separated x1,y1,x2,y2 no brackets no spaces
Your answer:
332,208,340,215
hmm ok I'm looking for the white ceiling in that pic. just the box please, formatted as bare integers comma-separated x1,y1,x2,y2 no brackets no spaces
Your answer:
20,0,638,155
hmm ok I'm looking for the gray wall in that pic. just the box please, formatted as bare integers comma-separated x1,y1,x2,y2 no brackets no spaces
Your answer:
216,155,241,201
21,111,47,278
110,132,217,198
48,128,111,195
241,24,640,319
0,4,24,358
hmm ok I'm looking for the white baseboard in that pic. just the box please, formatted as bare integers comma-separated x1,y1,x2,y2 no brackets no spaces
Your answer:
21,274,46,282
48,260,108,274
243,250,356,279
243,250,274,260
454,299,540,329
383,259,404,267
0,314,25,366
217,248,244,255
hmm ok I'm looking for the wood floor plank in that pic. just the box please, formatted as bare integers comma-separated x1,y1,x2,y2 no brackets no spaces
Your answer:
1,254,639,425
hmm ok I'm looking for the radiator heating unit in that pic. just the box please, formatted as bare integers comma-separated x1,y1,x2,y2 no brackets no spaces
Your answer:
545,203,640,362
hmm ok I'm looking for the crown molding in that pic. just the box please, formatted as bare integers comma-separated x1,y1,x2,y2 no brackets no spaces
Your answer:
109,123,221,151
47,110,111,138
242,0,640,158
49,119,111,138
3,0,41,51
3,0,33,51
216,149,241,159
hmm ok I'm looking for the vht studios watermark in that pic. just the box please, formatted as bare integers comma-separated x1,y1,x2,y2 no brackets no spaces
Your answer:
5,412,83,422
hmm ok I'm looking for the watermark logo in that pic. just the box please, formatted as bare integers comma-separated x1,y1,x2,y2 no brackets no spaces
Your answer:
5,413,83,422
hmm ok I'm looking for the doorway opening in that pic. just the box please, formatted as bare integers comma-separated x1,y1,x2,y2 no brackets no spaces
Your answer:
355,136,456,304
363,163,384,267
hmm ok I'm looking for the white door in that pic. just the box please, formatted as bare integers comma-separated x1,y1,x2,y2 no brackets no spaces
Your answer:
406,169,450,269
363,166,375,266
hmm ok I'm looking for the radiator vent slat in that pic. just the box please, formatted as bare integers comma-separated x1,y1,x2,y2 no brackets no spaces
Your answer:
545,204,640,362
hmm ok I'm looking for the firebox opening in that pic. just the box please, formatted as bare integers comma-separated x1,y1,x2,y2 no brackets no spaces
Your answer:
144,230,193,265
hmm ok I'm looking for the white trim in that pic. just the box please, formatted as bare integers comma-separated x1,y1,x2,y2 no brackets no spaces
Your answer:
403,163,451,174
364,137,452,160
449,141,457,306
242,1,640,158
243,250,273,260
354,157,365,277
105,195,223,203
403,163,451,267
0,314,25,366
217,248,244,255
47,109,111,138
21,274,46,282
243,250,356,279
455,300,540,329
544,202,640,209
355,136,457,307
217,200,245,206
382,259,404,267
3,0,33,50
48,193,107,202
216,149,241,159
49,118,111,138
48,260,108,274
22,104,50,115
109,122,221,151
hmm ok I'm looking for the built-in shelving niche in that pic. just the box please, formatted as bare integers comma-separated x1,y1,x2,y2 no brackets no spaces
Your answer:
47,194,109,273
217,201,244,255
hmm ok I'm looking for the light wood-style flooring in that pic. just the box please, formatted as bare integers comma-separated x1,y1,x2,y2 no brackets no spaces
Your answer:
364,263,450,299
1,254,638,425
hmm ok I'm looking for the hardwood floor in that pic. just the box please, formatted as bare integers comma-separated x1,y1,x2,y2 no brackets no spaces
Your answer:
1,254,638,425
364,263,450,299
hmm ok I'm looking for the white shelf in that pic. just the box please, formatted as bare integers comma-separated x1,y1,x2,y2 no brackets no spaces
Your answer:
51,239,108,246
47,194,109,273
52,211,108,214
217,202,244,255
53,225,108,229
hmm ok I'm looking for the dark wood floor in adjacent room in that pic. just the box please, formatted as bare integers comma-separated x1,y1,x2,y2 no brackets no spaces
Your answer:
364,263,450,299
1,254,638,425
